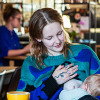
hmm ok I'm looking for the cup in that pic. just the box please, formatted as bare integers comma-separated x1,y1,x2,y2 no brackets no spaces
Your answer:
7,91,30,100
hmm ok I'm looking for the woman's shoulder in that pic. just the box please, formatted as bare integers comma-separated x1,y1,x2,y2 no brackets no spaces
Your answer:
0,26,8,35
69,43,92,52
24,55,36,64
68,43,94,57
0,25,6,30
69,43,90,49
22,55,38,68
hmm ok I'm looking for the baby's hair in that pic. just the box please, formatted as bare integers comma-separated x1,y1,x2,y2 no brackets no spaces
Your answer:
84,74,100,96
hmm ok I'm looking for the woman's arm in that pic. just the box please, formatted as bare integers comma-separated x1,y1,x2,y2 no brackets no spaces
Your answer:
87,46,100,74
8,44,30,56
17,57,78,100
17,57,60,100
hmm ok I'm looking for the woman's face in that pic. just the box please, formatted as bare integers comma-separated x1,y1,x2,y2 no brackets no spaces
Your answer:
11,13,22,28
41,22,65,56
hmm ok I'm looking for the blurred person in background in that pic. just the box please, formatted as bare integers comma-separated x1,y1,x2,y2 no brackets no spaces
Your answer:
0,4,30,66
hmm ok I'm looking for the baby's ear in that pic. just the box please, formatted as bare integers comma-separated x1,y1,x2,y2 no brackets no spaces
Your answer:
85,84,88,90
36,39,42,42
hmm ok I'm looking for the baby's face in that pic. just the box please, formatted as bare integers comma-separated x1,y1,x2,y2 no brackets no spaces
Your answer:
80,83,86,90
80,82,91,94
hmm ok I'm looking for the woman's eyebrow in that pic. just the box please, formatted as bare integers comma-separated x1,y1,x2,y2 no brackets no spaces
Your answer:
44,30,63,38
43,35,52,38
44,34,53,38
57,30,63,34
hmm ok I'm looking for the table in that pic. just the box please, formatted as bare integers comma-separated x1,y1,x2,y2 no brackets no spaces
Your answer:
0,66,17,73
4,55,27,67
20,41,29,46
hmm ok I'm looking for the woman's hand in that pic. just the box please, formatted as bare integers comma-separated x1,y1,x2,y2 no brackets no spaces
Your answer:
52,63,78,85
23,44,31,53
8,44,31,56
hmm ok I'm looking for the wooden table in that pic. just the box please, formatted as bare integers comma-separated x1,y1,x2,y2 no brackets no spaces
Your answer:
0,66,17,73
4,55,27,67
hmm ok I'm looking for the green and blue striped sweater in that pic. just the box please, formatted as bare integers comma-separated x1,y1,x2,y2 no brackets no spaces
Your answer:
17,44,100,100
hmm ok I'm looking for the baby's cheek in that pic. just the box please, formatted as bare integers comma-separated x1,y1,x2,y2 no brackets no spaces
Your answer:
80,84,84,89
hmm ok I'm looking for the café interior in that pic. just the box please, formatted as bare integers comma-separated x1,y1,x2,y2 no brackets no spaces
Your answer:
0,0,100,100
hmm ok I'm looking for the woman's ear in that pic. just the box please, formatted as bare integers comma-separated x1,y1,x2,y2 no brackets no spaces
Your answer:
36,39,42,42
9,16,13,21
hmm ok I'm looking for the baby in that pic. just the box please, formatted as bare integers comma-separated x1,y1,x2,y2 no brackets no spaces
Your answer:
59,74,100,100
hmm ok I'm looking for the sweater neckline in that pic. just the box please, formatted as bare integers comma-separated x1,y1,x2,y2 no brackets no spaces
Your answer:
46,54,64,60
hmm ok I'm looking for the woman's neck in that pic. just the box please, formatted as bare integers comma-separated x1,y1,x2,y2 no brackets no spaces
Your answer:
48,50,63,56
5,23,13,32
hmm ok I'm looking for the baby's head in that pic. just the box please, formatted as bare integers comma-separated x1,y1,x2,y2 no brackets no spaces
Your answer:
63,79,83,90
80,74,100,96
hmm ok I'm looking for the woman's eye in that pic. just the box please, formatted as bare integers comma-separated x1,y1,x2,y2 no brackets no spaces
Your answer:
46,37,52,40
57,31,62,35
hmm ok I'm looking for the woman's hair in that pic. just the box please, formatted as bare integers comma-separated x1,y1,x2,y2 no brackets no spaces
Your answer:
3,4,21,22
84,74,100,96
29,8,71,68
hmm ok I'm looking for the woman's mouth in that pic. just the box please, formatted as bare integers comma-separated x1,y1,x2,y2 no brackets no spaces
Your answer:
55,43,62,48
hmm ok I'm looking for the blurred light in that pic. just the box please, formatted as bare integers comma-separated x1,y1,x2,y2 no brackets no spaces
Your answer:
55,0,62,3
62,15,71,28
62,4,65,11
3,0,6,3
66,4,70,9
90,2,97,5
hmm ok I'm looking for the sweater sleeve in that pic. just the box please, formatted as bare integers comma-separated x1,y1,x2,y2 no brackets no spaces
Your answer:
88,46,100,100
74,44,100,75
87,46,100,74
17,56,60,100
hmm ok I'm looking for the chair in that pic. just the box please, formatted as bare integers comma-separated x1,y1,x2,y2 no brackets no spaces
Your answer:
7,67,21,92
2,67,21,100
0,71,6,96
95,45,100,59
0,71,6,100
0,70,15,100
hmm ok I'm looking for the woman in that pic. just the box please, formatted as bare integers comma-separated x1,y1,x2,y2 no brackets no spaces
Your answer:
17,8,100,100
0,4,30,66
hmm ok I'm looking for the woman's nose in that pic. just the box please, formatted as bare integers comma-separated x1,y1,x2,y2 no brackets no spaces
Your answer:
54,37,60,43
